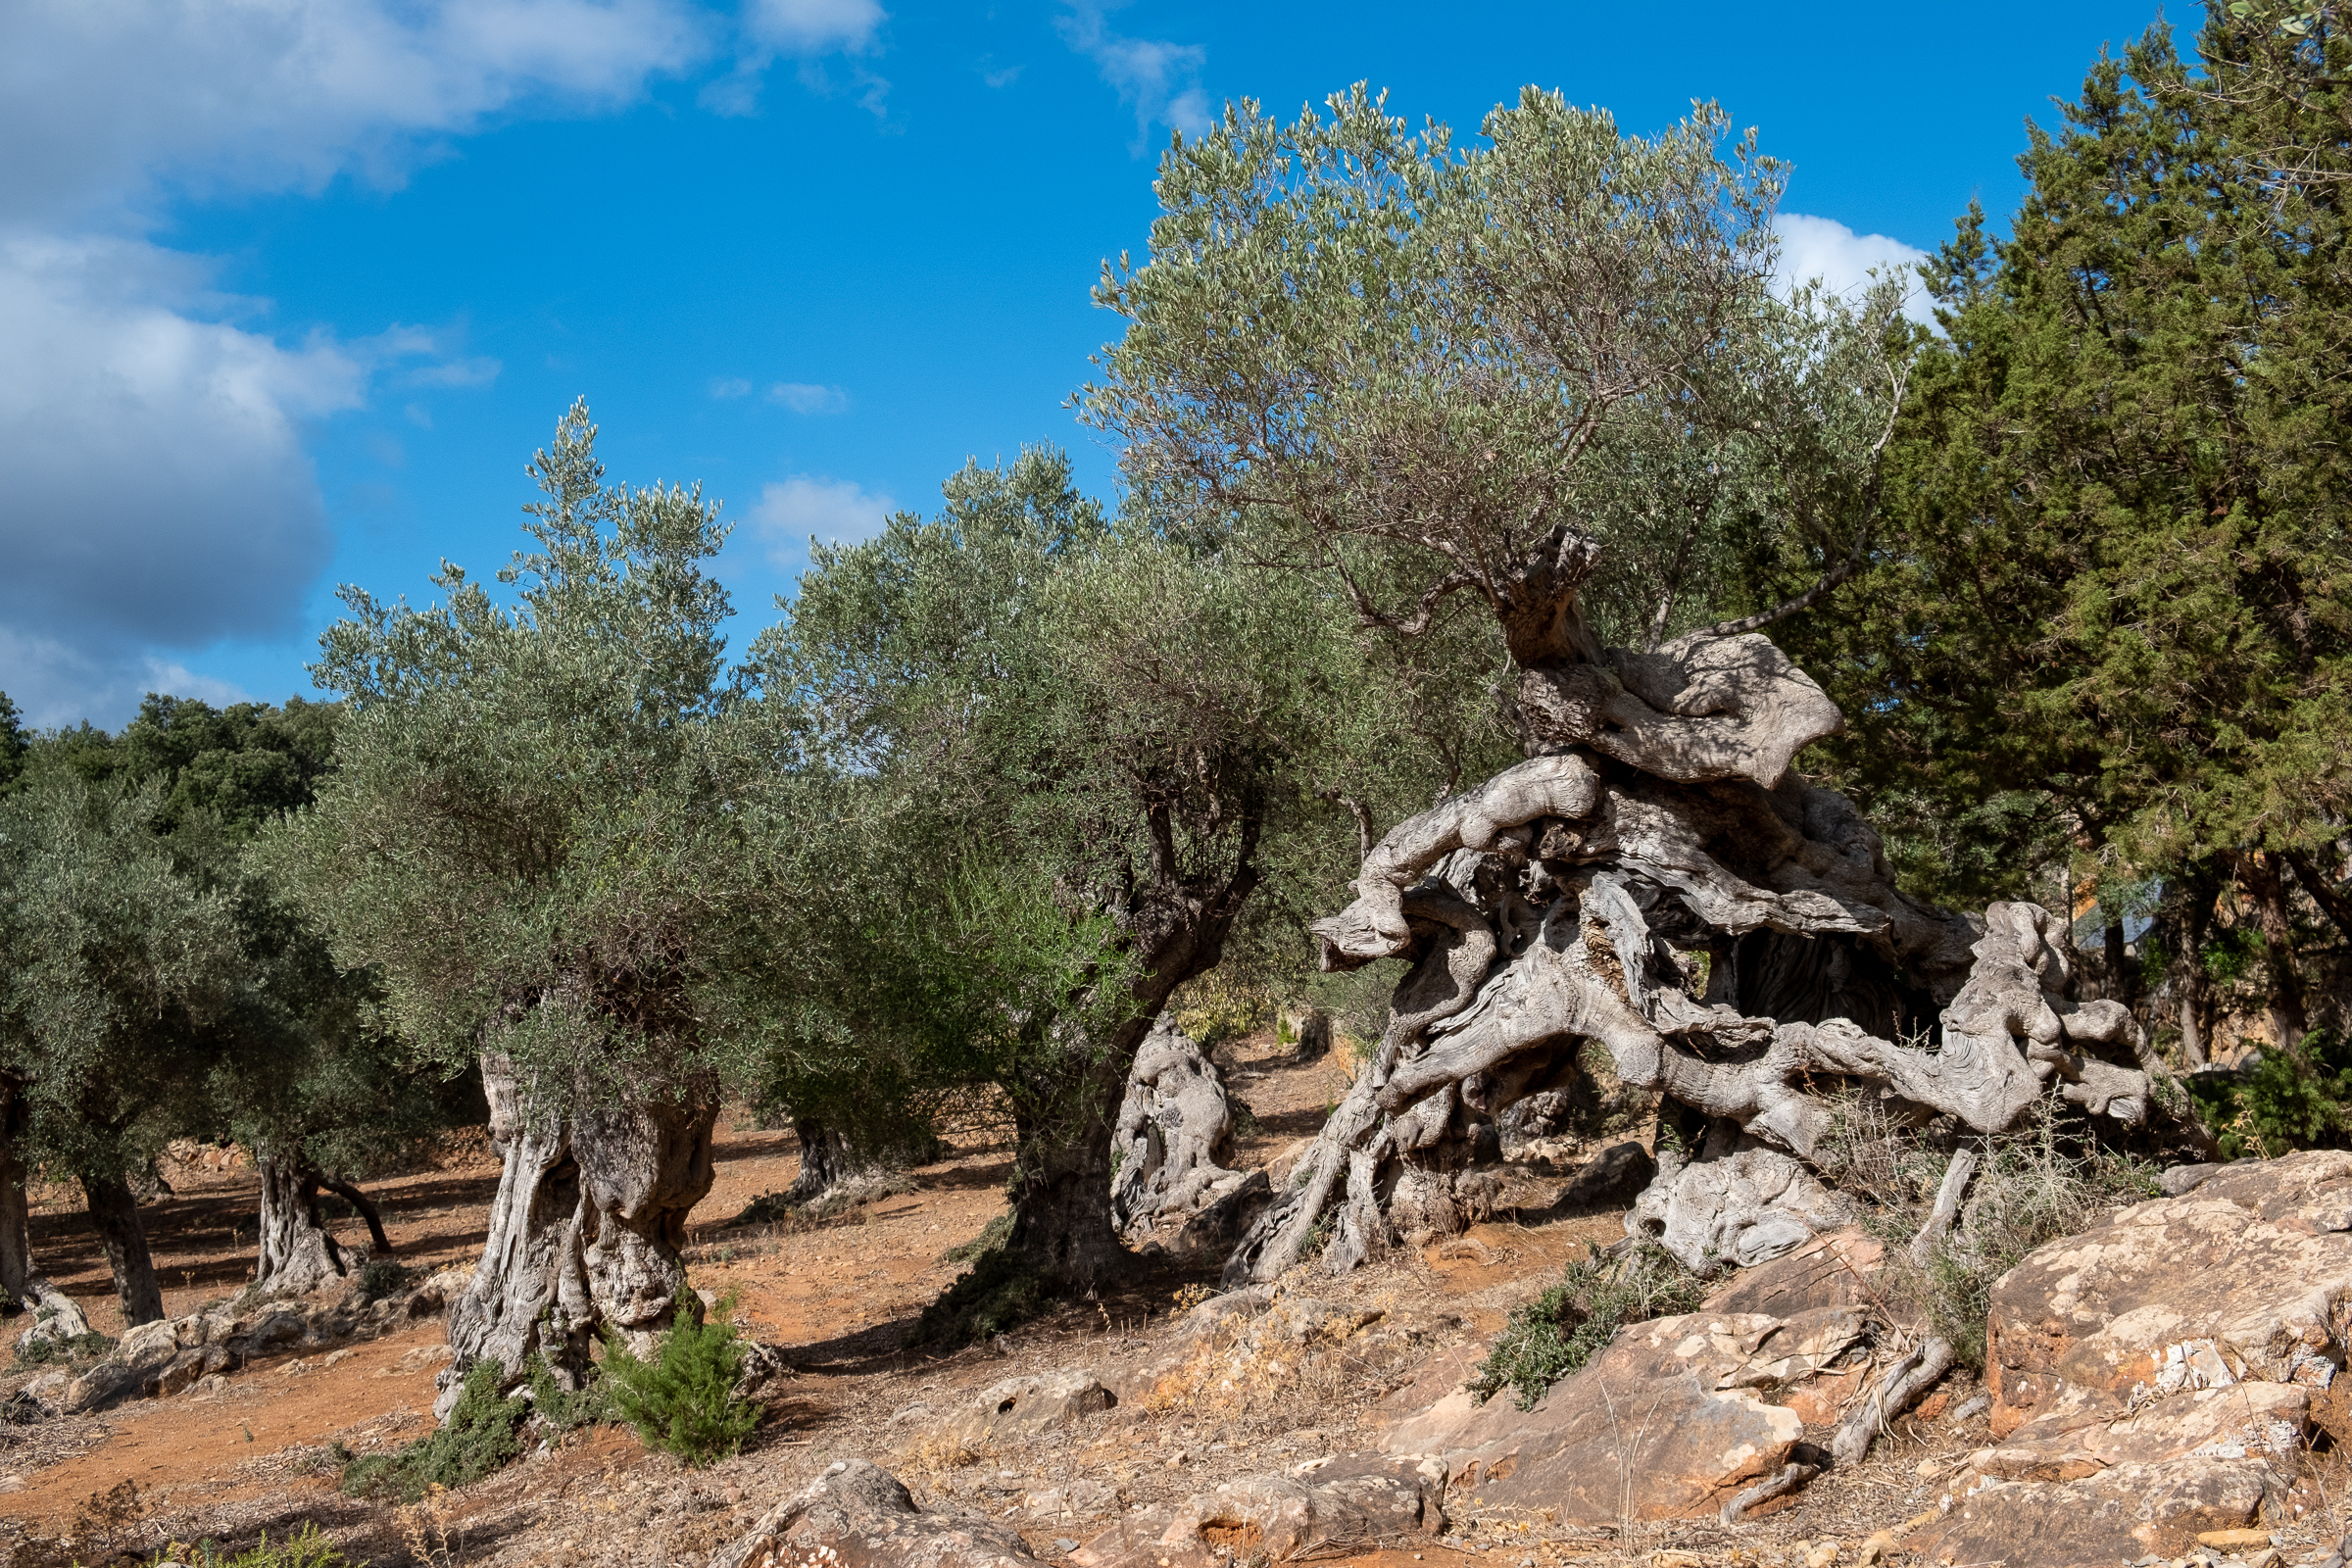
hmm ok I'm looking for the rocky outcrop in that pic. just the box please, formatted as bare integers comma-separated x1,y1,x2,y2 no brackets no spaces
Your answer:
35,1267,468,1416
1912,1151,2352,1567
1070,1456,1445,1567
1382,1305,1870,1523
943,1369,1117,1447
710,1459,1046,1568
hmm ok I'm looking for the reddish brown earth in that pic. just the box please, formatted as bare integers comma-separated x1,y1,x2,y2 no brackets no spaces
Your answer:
3,1035,2337,1568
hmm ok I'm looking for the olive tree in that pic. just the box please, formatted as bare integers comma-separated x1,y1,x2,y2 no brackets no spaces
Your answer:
262,403,780,1405
759,447,1501,1296
1083,85,2195,1284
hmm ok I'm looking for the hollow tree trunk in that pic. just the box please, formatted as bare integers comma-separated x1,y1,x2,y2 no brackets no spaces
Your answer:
81,1172,164,1327
439,1052,718,1416
2242,851,2310,1053
253,1146,347,1298
1225,598,2187,1288
781,1119,881,1205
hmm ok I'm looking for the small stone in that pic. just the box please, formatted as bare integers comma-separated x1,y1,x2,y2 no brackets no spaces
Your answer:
1054,1541,1078,1553
1915,1456,1939,1477
1861,1531,1895,1564
2202,1534,2276,1552
1808,1545,1841,1568
2247,1550,2281,1568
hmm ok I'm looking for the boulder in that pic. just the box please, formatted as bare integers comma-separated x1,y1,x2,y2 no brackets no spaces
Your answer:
1071,1457,1444,1568
1701,1229,1887,1320
709,1458,1046,1568
1381,1306,1868,1523
1985,1148,2352,1439
1904,1151,2352,1567
945,1369,1117,1446
1912,1457,2273,1567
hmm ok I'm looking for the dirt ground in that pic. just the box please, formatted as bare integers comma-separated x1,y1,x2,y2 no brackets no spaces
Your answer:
3,1035,2345,1568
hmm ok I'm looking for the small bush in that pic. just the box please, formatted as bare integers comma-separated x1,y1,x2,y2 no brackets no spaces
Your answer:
528,1352,612,1435
2187,1030,2352,1159
1465,1243,1707,1411
355,1258,411,1302
937,1211,1011,1264
909,1247,1046,1348
340,1360,523,1500
601,1297,760,1467
156,1522,347,1567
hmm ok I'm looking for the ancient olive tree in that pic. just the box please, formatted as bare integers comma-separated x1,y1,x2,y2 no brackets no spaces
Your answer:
0,770,237,1329
263,404,778,1404
759,447,1494,1297
1083,86,2193,1283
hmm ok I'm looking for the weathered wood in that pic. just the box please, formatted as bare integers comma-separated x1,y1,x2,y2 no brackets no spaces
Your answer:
1908,1148,1981,1268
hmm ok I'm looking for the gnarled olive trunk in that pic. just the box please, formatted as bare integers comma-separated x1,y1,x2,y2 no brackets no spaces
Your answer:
81,1172,164,1327
0,1078,91,1344
781,1119,882,1205
438,1053,718,1417
1225,549,2200,1289
253,1145,348,1298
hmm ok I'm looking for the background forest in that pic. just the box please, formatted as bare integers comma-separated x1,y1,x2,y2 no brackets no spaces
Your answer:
2,0,2348,1395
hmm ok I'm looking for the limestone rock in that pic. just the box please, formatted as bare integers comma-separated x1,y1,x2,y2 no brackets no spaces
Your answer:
709,1458,1046,1568
945,1369,1117,1446
1701,1229,1887,1319
1382,1306,1869,1523
1070,1457,1444,1567
1912,1457,2273,1567
1986,1149,2352,1440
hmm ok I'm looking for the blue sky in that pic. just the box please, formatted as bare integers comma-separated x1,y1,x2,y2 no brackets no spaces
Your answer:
3,0,2180,729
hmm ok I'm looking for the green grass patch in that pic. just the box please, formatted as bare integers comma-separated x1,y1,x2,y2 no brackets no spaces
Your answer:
339,1359,523,1501
1466,1243,1707,1411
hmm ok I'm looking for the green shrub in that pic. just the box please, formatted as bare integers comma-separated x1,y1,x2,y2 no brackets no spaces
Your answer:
1465,1243,1707,1411
937,1211,1011,1264
528,1352,612,1434
909,1247,1046,1348
601,1297,760,1466
2187,1031,2352,1160
157,1523,347,1567
355,1258,410,1302
339,1359,523,1500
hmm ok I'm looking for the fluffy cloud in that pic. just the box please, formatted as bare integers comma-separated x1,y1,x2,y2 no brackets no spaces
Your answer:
0,0,716,725
752,475,896,562
1056,0,1210,148
765,381,849,414
1773,214,1934,324
0,0,711,225
744,0,883,56
0,235,363,662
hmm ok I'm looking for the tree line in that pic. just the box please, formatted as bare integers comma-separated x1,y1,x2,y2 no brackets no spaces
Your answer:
1,0,2346,1373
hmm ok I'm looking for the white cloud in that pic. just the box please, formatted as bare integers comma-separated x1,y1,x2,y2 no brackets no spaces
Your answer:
744,0,883,55
0,0,713,226
1773,214,1934,325
698,0,889,117
0,235,364,664
752,475,895,562
1055,1,1210,149
0,0,718,726
0,626,258,732
766,381,849,414
709,374,755,398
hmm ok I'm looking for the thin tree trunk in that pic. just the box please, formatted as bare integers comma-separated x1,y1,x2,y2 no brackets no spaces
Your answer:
2102,915,2137,1011
439,1052,718,1416
81,1172,164,1327
254,1148,347,1298
2242,851,2310,1053
309,1170,392,1255
2167,871,2219,1070
1004,1038,1144,1290
2285,850,2352,942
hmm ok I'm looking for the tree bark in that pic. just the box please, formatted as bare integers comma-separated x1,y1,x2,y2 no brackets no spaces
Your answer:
81,1172,164,1327
0,1083,90,1344
2165,871,2220,1069
254,1146,348,1298
2102,915,2136,1011
2285,850,2352,943
2241,851,2309,1053
780,1119,881,1205
439,1052,718,1414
